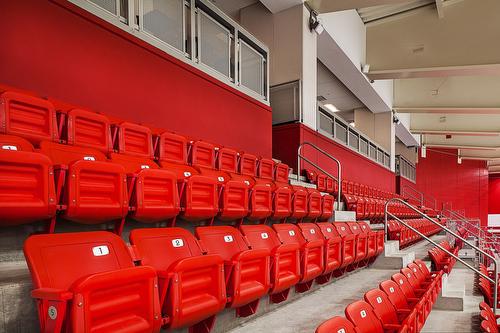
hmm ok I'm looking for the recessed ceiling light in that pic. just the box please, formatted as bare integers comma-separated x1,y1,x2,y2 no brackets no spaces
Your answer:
324,104,339,112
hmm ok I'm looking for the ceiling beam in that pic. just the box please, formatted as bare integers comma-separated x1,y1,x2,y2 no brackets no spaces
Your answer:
366,64,500,80
306,0,415,13
395,107,500,114
412,130,500,137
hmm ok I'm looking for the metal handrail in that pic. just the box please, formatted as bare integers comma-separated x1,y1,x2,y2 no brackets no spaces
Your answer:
401,185,424,206
384,197,499,314
297,142,342,208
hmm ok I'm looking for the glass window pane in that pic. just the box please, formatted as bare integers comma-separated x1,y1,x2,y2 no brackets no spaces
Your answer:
335,122,347,143
360,138,368,155
199,11,231,77
319,112,333,135
241,41,263,96
143,0,184,51
377,149,384,163
349,130,359,150
120,0,128,20
90,0,117,14
369,144,377,159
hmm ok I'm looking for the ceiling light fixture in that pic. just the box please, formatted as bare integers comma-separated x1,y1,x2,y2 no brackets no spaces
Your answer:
324,104,339,112
309,11,324,34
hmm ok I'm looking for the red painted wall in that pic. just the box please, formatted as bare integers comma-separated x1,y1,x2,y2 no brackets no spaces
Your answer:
488,175,500,214
273,123,396,192
415,148,488,224
0,0,272,157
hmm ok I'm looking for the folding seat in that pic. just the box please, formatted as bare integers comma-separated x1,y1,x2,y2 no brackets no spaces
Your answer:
364,289,416,333
256,157,293,221
333,222,357,270
239,224,300,303
273,162,311,221
316,173,328,192
345,300,408,333
217,147,272,222
379,280,425,331
428,248,452,274
391,273,431,320
109,122,180,224
191,141,249,222
39,141,129,233
0,135,57,229
273,223,324,292
129,228,226,332
376,229,385,256
480,319,499,333
65,108,113,152
346,222,368,263
358,222,377,260
0,91,58,144
158,132,219,222
304,187,323,220
319,193,335,221
400,267,437,303
315,316,356,333
325,176,336,195
24,231,162,333
194,226,270,316
298,223,340,284
353,183,366,219
316,222,343,280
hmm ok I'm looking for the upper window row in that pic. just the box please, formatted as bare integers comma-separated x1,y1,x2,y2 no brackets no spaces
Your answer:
72,0,269,102
396,155,416,182
318,108,391,169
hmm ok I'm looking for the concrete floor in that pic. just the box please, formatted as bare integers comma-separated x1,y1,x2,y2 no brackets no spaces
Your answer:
228,236,447,333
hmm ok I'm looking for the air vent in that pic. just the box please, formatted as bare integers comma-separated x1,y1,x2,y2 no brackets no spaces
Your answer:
317,95,327,102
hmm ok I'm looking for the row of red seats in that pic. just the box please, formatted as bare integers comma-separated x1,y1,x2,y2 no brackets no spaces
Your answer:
315,259,443,333
24,221,383,333
428,240,459,274
0,91,335,233
479,264,500,309
479,302,499,333
387,219,444,248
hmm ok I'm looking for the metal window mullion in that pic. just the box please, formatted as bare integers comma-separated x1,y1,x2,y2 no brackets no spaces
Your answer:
235,30,240,84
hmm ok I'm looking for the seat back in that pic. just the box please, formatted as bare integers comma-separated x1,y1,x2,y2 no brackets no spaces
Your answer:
117,122,153,158
258,158,274,180
217,147,239,173
364,289,399,325
392,273,417,299
0,91,58,143
298,223,324,242
239,225,281,251
159,132,189,165
66,109,112,153
273,224,307,247
195,226,249,261
0,134,34,152
130,228,203,271
317,222,341,241
191,141,216,169
315,316,356,333
239,153,257,176
345,301,384,333
24,231,133,290
110,153,158,173
275,163,289,183
379,280,411,310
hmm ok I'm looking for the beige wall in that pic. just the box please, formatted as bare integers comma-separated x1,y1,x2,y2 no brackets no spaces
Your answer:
396,141,416,164
354,108,392,153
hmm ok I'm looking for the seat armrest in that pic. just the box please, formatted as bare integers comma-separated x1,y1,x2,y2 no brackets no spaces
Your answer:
71,266,156,292
170,254,224,272
31,288,73,301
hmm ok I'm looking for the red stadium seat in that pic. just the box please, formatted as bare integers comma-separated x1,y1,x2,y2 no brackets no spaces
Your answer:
66,108,112,153
191,141,249,222
39,141,129,233
158,132,218,222
333,222,357,270
112,122,180,224
195,226,270,317
217,147,272,221
129,228,226,332
320,194,335,221
316,316,356,333
346,222,368,263
0,91,58,143
273,223,325,292
24,231,162,333
364,289,415,333
358,222,377,260
239,224,300,303
0,134,57,228
316,223,343,281
345,300,407,333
